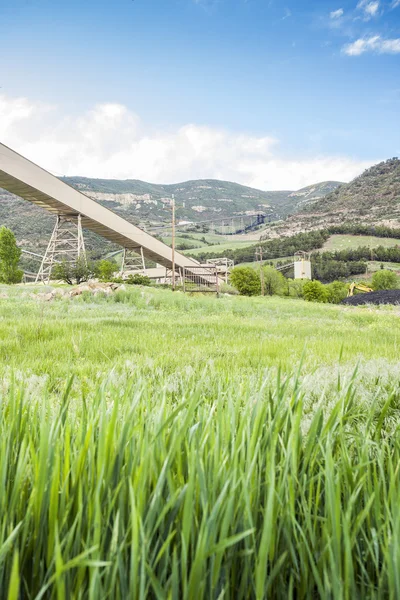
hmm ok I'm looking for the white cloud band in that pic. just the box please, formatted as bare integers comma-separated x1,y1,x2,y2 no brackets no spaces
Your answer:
357,0,380,18
330,8,344,19
0,94,373,191
343,35,400,55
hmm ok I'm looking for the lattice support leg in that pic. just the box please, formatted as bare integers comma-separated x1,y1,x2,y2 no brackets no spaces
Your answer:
120,247,146,277
35,214,86,284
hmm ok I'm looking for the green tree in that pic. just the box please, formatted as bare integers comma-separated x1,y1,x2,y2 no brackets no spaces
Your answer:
52,255,95,285
287,279,306,298
97,259,117,282
0,226,23,284
262,266,286,296
372,269,398,291
230,266,261,296
303,280,329,303
325,281,348,304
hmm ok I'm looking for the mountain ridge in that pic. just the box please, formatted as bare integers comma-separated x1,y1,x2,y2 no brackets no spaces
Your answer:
60,176,342,224
266,158,400,238
0,176,342,254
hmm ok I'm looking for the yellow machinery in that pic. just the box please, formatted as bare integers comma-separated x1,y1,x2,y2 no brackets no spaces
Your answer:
347,282,373,297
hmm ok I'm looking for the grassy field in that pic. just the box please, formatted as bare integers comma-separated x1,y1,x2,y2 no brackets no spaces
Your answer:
345,262,400,283
2,285,400,598
171,231,224,245
159,234,257,253
160,235,204,249
159,227,268,253
183,240,256,256
159,232,400,261
367,260,400,272
238,257,293,269
323,234,400,251
165,227,268,245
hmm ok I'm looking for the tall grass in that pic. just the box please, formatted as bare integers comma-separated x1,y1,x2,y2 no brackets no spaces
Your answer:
1,368,400,598
0,285,400,382
1,286,400,597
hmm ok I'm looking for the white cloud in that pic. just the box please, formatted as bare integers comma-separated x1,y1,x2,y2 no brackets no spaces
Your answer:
193,0,219,11
330,8,344,19
0,94,373,191
343,35,400,55
392,0,400,7
357,0,380,18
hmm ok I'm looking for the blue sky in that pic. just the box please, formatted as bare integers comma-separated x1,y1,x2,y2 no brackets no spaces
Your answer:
0,0,399,189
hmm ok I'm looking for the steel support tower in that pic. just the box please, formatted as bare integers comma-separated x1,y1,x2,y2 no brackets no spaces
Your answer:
120,247,146,277
35,214,86,283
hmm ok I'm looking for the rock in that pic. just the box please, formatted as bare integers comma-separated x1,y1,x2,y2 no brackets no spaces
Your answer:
69,288,83,297
52,288,66,297
36,292,54,301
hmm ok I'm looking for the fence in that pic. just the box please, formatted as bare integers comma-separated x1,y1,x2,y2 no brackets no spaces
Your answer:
182,265,220,294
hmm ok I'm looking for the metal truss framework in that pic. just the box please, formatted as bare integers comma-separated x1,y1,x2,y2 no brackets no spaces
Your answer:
163,268,183,286
0,142,216,273
35,214,86,283
182,265,220,295
206,257,234,284
120,247,146,277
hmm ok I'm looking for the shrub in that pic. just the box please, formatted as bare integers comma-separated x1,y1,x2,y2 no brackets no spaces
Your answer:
230,266,261,296
262,266,286,296
52,255,95,285
126,273,152,286
287,279,306,298
303,280,329,303
0,226,23,284
372,269,398,291
96,259,117,282
326,281,348,304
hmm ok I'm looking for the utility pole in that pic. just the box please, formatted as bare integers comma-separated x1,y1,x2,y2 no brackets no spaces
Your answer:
256,246,265,296
171,194,176,291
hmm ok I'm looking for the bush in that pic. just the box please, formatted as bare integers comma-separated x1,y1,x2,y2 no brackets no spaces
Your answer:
287,279,306,298
126,273,152,286
96,259,117,282
0,226,23,284
303,280,329,303
372,269,398,291
52,255,95,285
262,266,286,296
230,267,261,296
325,281,348,304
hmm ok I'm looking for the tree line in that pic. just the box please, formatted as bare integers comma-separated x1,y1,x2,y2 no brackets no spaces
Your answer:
315,245,400,264
189,230,330,264
189,224,400,265
327,224,400,239
230,265,398,303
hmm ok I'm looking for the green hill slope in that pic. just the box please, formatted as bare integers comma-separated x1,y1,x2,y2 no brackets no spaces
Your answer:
0,177,342,253
62,177,341,223
269,158,400,238
298,158,400,224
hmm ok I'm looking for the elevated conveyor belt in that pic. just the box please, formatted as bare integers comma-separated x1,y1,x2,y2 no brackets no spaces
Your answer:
0,142,202,271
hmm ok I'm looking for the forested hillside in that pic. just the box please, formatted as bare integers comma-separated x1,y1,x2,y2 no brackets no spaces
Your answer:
0,178,341,253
